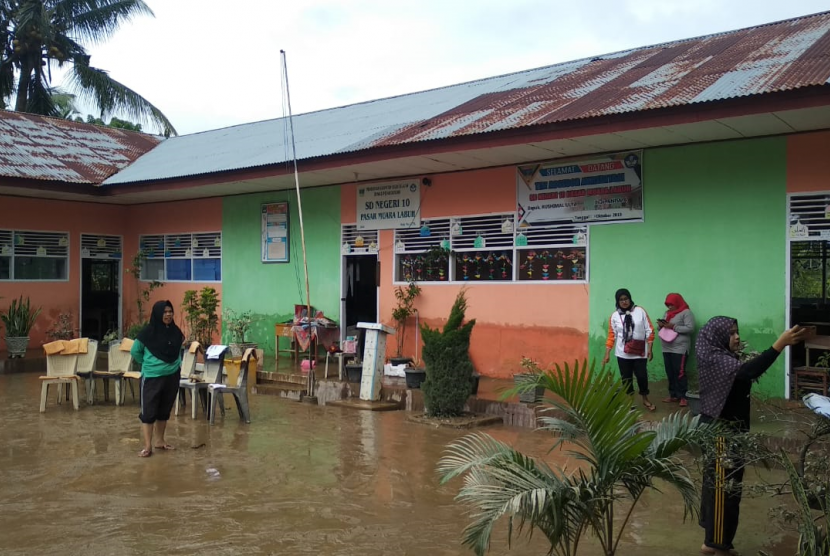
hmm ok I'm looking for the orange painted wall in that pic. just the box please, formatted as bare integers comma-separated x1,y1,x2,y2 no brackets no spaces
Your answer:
122,198,224,338
0,195,127,347
0,195,223,352
787,131,830,192
341,167,589,379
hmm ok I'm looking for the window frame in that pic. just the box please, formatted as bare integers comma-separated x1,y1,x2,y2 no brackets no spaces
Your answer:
138,232,222,283
0,228,70,282
390,211,589,285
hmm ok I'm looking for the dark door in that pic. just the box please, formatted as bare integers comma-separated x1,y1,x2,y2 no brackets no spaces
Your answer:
81,259,120,341
344,255,378,329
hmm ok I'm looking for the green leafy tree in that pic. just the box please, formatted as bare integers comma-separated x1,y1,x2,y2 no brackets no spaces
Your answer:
439,359,709,556
72,113,142,131
420,289,475,417
0,0,176,136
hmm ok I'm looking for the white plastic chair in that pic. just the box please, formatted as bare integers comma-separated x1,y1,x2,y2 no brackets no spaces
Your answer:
40,352,80,412
175,342,202,416
208,348,254,425
75,339,99,405
92,341,133,405
180,345,227,419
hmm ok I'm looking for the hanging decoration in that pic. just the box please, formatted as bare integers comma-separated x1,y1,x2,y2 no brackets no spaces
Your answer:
395,239,405,253
214,237,221,247
451,221,463,236
501,218,514,234
354,235,365,248
59,236,69,247
341,242,351,255
185,248,192,258
789,218,809,239
36,246,47,256
419,224,431,237
440,238,450,250
515,233,528,247
368,241,378,253
81,248,91,258
474,235,486,248
202,248,210,257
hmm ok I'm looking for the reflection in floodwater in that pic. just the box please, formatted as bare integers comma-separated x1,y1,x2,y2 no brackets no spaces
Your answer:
0,373,798,555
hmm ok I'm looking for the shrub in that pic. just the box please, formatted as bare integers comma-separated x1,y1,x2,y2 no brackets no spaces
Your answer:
421,290,476,417
46,311,75,341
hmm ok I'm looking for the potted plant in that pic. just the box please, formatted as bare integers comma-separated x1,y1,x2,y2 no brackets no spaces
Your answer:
420,289,476,414
224,308,256,357
181,287,221,349
1,295,42,358
391,281,421,366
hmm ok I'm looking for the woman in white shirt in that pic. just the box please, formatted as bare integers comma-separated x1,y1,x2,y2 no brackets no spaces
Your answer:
601,288,657,411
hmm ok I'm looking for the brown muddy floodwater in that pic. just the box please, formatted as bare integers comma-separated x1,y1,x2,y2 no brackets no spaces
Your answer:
0,372,799,556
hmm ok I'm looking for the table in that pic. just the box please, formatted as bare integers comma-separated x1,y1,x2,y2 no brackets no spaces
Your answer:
274,322,339,371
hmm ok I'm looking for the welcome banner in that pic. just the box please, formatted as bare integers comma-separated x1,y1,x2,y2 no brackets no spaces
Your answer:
517,151,643,225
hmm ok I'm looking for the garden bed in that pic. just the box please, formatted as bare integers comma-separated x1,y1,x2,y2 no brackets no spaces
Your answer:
406,412,501,429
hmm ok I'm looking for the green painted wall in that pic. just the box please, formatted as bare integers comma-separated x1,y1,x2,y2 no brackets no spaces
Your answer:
222,187,341,355
588,137,787,397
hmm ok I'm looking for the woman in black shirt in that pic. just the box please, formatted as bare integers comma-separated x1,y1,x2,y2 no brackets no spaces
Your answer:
696,316,806,556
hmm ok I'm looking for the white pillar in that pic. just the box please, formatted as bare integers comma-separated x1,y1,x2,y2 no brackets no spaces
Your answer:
357,322,395,401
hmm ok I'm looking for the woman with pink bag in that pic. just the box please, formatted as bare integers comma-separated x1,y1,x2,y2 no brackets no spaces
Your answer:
656,293,696,407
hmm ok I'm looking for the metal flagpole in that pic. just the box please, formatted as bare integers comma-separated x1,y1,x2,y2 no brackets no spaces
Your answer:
280,50,315,398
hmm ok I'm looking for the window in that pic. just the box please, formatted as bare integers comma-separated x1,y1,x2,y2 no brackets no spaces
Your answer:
0,229,69,281
392,213,588,283
395,219,451,282
139,232,221,282
516,222,587,281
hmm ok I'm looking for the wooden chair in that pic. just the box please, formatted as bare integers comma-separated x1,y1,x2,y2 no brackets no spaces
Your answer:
208,348,255,425
792,366,829,397
40,352,80,412
175,342,202,416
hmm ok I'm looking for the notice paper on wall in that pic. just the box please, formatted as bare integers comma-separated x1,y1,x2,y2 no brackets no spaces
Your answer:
261,202,289,263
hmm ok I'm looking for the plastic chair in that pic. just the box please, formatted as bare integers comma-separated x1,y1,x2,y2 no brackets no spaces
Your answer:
180,345,227,419
75,339,99,405
208,348,254,425
40,352,80,412
92,341,133,405
175,342,202,416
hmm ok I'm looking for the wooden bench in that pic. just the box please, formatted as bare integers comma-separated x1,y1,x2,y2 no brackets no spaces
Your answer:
792,366,829,397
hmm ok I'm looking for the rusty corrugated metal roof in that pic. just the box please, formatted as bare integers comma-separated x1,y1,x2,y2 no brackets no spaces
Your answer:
106,10,830,186
0,110,162,184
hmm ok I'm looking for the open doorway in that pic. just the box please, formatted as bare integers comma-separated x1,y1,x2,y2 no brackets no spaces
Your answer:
80,235,122,342
787,194,830,398
343,254,378,330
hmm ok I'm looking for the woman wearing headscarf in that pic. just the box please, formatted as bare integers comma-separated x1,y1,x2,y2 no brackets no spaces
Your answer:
602,288,657,411
657,293,695,407
131,300,184,458
696,317,805,556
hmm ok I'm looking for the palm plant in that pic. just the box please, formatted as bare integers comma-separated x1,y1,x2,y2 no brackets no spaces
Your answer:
0,0,176,136
438,358,710,556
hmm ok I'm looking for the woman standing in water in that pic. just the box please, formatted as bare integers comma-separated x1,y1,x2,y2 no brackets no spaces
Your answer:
657,292,695,407
602,288,657,412
131,300,184,458
696,317,806,556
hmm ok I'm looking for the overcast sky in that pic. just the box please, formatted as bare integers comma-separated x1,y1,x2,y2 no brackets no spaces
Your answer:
65,0,830,136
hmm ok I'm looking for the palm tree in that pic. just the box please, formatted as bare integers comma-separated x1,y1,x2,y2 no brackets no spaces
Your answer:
438,359,710,556
0,0,176,136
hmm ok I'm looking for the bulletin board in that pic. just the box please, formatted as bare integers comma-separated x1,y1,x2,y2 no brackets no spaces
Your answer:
261,202,290,263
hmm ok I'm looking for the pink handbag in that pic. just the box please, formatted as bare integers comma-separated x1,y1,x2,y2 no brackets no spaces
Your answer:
659,327,678,343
